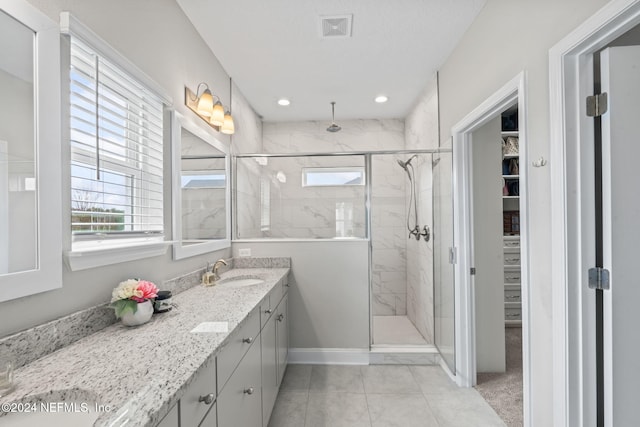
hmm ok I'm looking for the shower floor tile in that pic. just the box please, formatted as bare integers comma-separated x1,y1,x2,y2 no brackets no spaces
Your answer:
373,315,427,345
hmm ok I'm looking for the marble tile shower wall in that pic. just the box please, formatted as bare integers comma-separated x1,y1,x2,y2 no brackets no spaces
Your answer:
406,157,434,342
258,120,409,313
232,83,263,238
404,78,440,343
235,158,262,238
262,119,405,153
371,154,408,316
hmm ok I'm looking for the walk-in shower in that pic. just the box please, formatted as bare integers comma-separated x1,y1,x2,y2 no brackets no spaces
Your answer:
233,149,455,372
370,151,452,361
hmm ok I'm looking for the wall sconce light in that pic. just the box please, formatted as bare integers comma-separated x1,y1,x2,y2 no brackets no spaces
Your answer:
185,83,235,134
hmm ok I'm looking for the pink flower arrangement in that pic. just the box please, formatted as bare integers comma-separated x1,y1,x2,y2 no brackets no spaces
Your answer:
132,280,159,302
111,279,159,318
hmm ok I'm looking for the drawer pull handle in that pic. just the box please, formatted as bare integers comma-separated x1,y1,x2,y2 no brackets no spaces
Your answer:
505,276,520,280
505,295,520,300
199,393,215,405
505,258,519,263
265,309,273,314
277,314,284,322
244,387,255,395
242,337,253,344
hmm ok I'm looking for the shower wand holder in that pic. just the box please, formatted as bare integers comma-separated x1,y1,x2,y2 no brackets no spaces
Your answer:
409,225,431,242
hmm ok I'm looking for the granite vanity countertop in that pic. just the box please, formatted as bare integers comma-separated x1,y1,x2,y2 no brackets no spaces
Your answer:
0,267,290,427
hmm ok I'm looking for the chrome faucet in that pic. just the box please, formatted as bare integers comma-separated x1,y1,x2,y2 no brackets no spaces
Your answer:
212,259,228,282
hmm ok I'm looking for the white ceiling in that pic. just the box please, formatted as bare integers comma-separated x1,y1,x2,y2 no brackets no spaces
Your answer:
177,0,486,122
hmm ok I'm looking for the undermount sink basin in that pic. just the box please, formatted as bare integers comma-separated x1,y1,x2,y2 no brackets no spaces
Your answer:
217,277,265,288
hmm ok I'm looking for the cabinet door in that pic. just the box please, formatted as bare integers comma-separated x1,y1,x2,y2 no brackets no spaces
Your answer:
180,360,216,427
198,402,217,427
156,402,179,427
217,337,262,427
276,294,289,386
261,311,278,426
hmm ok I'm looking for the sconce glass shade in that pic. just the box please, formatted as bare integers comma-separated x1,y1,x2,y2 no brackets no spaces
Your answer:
221,111,235,135
210,101,225,126
196,88,214,117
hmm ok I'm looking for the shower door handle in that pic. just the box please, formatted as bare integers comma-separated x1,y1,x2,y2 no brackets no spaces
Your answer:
449,247,457,264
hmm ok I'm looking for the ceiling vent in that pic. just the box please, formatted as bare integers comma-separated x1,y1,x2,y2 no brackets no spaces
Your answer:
320,14,353,38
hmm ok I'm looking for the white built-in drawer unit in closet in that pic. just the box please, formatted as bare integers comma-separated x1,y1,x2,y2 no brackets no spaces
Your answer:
503,235,522,326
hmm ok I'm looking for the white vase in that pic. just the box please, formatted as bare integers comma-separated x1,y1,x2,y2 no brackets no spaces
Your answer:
121,300,154,326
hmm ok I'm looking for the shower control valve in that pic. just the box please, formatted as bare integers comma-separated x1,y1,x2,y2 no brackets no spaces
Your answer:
419,226,431,242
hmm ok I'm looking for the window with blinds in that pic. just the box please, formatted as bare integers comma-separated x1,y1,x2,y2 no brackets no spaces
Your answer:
69,38,164,238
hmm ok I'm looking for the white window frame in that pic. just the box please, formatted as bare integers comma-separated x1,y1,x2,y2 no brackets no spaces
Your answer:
61,12,173,271
301,166,365,187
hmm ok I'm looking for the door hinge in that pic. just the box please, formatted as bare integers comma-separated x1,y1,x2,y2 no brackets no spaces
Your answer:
586,92,608,117
470,267,476,275
588,267,610,290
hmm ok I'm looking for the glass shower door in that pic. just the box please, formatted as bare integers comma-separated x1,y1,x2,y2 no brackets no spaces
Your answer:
433,151,455,373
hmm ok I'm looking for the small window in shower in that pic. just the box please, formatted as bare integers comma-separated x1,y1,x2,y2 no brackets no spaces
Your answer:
181,171,226,189
302,167,365,187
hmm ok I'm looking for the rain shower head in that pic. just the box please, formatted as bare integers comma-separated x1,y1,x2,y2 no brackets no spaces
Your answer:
326,101,342,132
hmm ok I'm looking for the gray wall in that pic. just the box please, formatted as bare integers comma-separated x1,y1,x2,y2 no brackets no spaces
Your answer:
232,241,370,349
436,0,609,421
471,117,505,373
0,0,250,338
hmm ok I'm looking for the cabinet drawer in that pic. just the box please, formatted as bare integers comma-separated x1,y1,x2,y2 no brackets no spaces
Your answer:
217,309,260,394
503,236,520,248
271,277,289,306
217,338,262,427
503,248,520,266
260,294,272,329
504,303,522,321
180,358,216,427
504,285,521,303
504,268,521,283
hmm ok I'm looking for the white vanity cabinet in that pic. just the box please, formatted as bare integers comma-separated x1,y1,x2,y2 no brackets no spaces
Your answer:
262,284,290,424
275,294,289,386
261,298,278,426
217,333,263,427
154,276,290,427
179,359,217,427
156,402,179,427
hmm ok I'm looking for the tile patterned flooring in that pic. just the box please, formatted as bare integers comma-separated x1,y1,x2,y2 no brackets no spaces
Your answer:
268,364,506,427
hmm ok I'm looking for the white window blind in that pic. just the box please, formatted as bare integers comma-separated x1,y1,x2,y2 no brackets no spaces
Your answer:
69,37,164,238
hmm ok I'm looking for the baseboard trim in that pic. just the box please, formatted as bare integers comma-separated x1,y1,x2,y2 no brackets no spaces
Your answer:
288,348,370,365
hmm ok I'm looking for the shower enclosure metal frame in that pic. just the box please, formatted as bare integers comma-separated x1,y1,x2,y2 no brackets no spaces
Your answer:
233,148,453,359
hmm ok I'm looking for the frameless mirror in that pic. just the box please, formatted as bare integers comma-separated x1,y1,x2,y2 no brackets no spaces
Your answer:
171,112,230,259
0,1,62,302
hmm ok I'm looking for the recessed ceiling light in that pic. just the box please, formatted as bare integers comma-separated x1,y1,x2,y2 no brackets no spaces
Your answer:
374,95,388,103
277,98,291,106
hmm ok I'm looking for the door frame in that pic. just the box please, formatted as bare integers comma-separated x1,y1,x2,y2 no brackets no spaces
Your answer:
451,71,531,426
549,0,640,425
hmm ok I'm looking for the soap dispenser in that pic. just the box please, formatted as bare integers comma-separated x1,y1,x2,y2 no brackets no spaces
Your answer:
202,262,215,286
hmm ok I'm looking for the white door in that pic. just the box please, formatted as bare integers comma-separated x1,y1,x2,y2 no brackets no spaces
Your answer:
600,45,640,427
